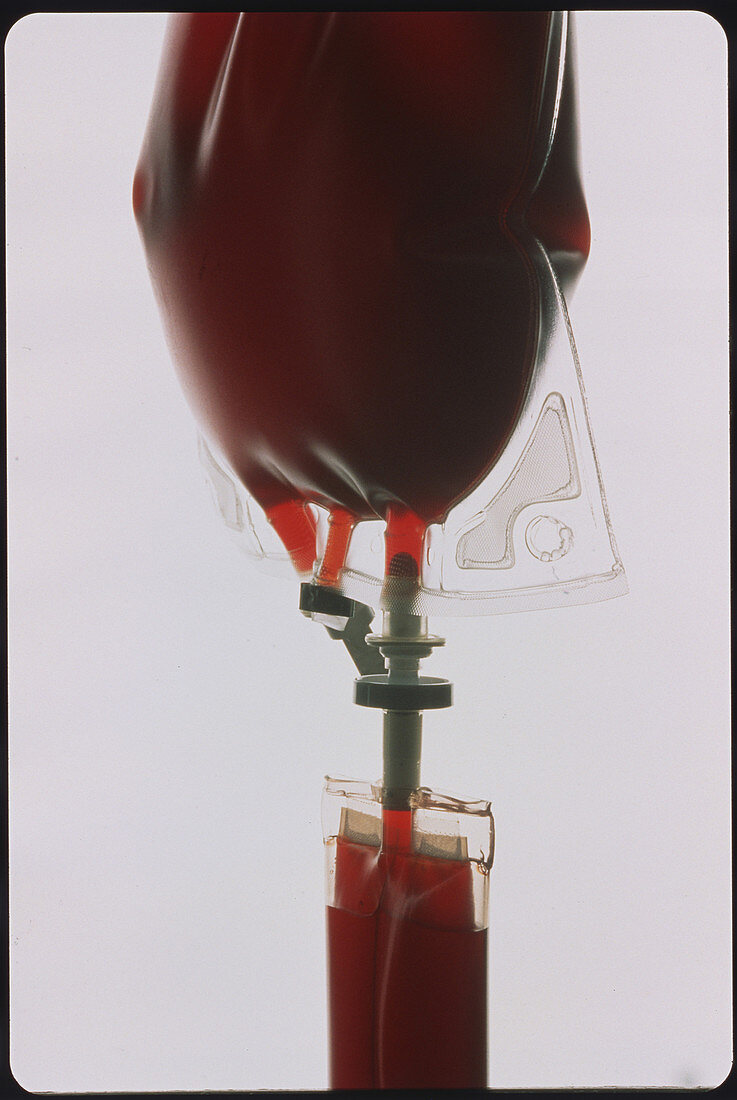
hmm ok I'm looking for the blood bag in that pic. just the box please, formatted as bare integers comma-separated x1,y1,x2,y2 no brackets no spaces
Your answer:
134,11,626,616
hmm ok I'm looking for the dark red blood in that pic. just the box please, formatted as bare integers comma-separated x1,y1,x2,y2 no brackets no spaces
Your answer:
134,12,589,535
327,830,487,1089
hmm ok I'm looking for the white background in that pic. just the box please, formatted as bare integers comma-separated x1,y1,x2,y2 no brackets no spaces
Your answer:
6,12,731,1092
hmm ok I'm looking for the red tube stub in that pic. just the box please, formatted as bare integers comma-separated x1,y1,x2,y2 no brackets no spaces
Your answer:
264,500,316,576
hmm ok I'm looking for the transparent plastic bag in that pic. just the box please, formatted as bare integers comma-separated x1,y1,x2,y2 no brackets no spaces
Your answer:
136,12,626,617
